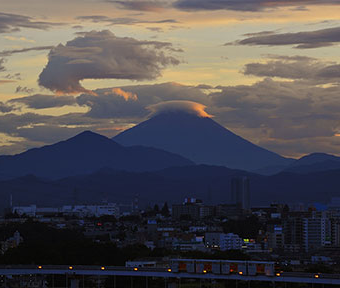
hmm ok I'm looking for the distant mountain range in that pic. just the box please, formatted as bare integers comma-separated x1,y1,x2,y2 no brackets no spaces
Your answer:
2,111,339,181
1,165,340,211
1,110,340,210
113,111,293,171
283,153,340,174
0,131,193,180
0,166,251,210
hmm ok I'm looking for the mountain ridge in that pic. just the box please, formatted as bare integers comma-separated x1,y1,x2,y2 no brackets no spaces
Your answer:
114,111,293,171
0,130,194,180
1,165,340,211
284,152,340,174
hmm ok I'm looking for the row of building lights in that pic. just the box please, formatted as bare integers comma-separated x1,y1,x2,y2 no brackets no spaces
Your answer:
36,265,172,273
35,266,320,279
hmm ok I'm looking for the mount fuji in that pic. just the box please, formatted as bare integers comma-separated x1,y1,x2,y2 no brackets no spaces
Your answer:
114,110,293,171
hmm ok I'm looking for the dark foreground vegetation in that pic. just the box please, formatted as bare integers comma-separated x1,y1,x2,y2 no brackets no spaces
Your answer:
0,220,248,265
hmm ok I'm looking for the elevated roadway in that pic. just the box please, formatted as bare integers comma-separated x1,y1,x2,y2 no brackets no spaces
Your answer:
1,265,340,286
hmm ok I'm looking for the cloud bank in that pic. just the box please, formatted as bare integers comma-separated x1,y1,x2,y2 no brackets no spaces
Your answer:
0,46,54,57
243,55,340,84
108,0,170,11
0,12,58,34
76,82,208,119
230,27,340,49
173,0,340,11
38,30,181,94
9,95,76,110
2,76,340,157
76,15,177,26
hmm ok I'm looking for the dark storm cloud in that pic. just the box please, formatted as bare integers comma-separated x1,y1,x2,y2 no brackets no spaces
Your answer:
76,15,177,25
230,26,340,49
173,0,340,12
38,30,181,93
0,12,59,34
9,94,76,109
0,46,54,57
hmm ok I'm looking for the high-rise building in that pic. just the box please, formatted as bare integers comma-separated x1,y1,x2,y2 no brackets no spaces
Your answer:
267,225,284,251
283,215,305,253
231,177,250,210
303,213,332,252
283,211,333,253
331,218,340,246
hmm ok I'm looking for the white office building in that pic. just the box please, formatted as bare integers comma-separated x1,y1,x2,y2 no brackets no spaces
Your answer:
205,232,243,250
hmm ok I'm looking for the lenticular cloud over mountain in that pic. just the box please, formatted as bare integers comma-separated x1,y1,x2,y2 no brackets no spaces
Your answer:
147,100,212,118
114,103,293,171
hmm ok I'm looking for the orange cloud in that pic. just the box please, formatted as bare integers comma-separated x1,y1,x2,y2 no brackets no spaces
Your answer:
111,88,138,101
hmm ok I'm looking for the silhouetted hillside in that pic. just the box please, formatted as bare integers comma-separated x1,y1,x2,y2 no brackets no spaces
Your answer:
0,131,194,180
1,165,340,211
284,153,340,174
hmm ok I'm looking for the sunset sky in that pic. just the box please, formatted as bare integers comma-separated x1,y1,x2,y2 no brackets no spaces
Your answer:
1,0,340,158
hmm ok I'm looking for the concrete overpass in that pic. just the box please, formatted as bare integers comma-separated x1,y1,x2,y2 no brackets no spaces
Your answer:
1,265,340,287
